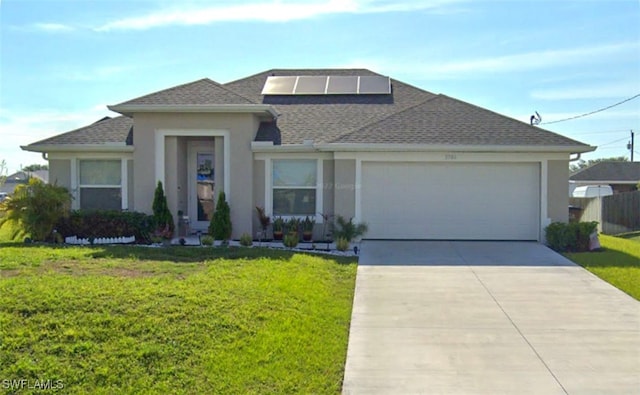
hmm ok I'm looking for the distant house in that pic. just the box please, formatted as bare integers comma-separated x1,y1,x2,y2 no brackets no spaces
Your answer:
570,162,640,196
22,68,594,242
0,170,49,195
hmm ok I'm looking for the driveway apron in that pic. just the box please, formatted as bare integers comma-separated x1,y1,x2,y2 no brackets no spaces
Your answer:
342,241,640,395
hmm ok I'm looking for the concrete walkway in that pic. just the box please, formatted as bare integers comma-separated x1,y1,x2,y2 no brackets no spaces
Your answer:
342,241,640,394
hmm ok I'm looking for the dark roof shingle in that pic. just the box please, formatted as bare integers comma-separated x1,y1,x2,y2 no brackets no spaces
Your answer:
570,162,640,182
28,116,133,146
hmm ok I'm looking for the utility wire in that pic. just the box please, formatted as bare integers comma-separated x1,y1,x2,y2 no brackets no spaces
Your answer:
541,93,640,125
598,137,628,147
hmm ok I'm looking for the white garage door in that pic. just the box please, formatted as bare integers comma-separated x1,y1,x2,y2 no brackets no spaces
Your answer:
361,162,540,240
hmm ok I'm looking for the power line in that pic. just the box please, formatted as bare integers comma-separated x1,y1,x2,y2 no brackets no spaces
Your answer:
598,137,628,147
541,93,640,125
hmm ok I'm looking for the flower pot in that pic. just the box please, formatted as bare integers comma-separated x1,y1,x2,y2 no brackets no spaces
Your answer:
302,231,313,242
273,231,283,241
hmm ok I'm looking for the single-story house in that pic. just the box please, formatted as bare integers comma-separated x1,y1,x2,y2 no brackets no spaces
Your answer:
570,162,640,196
0,170,49,195
22,69,595,241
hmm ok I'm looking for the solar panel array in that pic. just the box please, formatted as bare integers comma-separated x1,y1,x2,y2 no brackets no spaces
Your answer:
261,75,391,95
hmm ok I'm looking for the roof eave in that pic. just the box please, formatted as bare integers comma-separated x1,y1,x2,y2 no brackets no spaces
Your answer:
108,104,278,118
314,143,597,154
21,144,134,153
569,180,639,184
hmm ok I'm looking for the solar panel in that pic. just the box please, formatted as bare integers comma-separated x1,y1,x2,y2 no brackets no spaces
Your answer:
261,75,391,95
326,76,359,94
261,76,297,95
358,76,391,94
293,76,327,94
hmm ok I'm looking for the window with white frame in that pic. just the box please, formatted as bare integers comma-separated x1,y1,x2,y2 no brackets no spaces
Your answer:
272,159,317,216
79,160,122,210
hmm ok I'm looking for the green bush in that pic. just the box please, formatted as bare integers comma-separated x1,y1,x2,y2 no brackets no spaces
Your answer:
200,235,214,246
335,237,350,252
239,233,253,247
332,216,368,242
0,179,71,241
152,181,174,234
56,210,155,242
283,232,299,248
545,221,598,252
209,192,231,241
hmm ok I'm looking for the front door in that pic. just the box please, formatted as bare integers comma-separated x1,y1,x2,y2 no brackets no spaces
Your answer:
188,141,215,231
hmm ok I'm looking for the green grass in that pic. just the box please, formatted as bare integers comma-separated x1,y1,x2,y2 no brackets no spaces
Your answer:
0,244,357,394
566,234,640,300
615,231,640,242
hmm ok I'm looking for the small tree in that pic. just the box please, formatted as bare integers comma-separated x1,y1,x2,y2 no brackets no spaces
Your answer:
152,181,174,235
209,191,231,241
0,178,71,241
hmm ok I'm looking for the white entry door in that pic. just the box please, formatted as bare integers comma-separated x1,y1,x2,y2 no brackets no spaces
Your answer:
188,141,215,231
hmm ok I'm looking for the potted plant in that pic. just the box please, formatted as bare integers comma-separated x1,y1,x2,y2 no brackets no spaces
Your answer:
301,216,315,242
272,217,284,240
286,217,301,239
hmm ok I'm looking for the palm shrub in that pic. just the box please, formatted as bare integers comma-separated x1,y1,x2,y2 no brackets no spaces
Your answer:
332,215,368,242
209,191,232,241
152,181,174,235
0,178,71,241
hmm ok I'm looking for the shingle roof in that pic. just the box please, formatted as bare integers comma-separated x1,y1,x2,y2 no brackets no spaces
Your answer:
28,116,133,146
25,68,593,150
570,162,640,182
114,78,256,106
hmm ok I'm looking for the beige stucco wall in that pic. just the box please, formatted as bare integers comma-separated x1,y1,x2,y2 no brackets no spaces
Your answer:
48,159,71,190
547,159,569,223
132,112,259,238
334,159,356,219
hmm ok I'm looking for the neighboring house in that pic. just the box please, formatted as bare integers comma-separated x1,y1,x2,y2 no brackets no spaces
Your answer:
569,162,640,196
22,69,594,241
0,170,49,195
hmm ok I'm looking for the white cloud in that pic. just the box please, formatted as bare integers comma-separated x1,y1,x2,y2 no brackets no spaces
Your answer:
95,0,463,31
530,83,640,100
339,41,640,79
0,106,116,173
31,23,75,32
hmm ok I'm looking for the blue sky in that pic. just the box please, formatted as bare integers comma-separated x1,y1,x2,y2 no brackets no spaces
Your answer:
1,0,639,173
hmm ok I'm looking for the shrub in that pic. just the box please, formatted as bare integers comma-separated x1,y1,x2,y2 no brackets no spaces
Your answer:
200,235,214,246
332,216,368,242
283,232,299,248
0,179,71,241
335,237,350,252
286,217,301,235
209,192,232,241
152,181,174,235
56,210,155,242
239,233,253,247
545,221,598,252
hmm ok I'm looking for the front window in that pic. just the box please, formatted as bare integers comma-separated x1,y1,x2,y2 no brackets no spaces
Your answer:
79,160,122,210
272,159,317,216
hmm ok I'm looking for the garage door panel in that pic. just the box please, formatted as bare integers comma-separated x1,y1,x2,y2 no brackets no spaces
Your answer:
361,162,539,240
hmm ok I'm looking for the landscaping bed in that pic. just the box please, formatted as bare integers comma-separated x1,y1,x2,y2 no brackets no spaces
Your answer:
0,245,358,394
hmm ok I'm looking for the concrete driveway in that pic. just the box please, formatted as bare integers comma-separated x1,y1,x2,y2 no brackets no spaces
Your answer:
342,241,640,394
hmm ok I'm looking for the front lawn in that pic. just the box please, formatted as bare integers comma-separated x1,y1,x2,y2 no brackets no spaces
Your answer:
0,245,357,394
566,234,640,300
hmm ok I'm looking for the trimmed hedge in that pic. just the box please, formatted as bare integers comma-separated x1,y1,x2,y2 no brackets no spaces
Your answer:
545,221,598,252
55,210,155,243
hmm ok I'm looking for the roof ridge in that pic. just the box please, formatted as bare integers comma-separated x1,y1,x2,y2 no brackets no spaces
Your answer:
437,94,590,146
202,78,258,104
333,95,441,142
114,78,211,105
